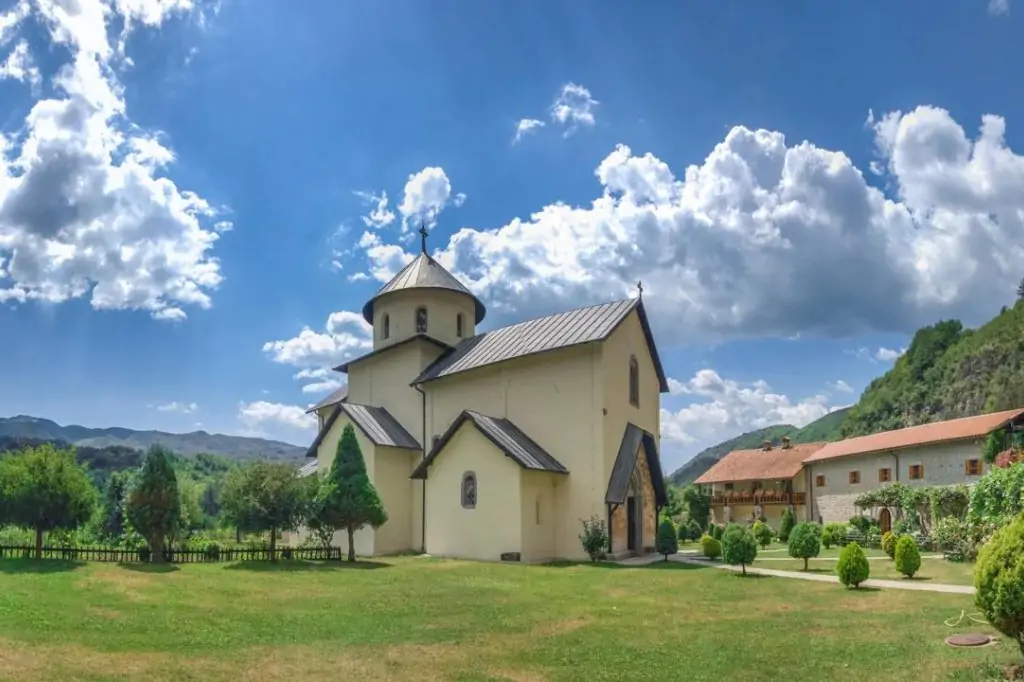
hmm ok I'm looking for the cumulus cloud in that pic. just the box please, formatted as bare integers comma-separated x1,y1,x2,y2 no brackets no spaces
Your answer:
156,401,198,414
406,106,1024,343
660,369,831,463
0,0,225,322
549,83,598,134
875,347,905,362
829,380,854,394
262,310,371,394
513,118,545,143
237,401,315,432
354,190,396,229
989,0,1010,14
0,39,40,88
398,166,463,231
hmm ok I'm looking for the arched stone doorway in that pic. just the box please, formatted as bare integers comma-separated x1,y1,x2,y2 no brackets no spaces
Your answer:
878,508,892,534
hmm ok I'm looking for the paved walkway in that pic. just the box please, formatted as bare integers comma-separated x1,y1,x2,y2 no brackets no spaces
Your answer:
618,554,974,594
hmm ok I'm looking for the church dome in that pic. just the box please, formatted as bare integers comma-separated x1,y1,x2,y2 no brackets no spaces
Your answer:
361,251,487,325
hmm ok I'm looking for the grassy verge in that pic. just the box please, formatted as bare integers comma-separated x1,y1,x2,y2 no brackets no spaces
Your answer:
751,555,976,585
0,556,1010,681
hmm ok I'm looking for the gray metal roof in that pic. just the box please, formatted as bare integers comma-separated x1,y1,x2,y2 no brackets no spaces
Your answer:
340,403,421,450
334,334,451,373
304,402,420,458
411,410,568,479
361,252,487,324
297,460,318,478
305,385,348,414
605,423,668,506
412,298,669,391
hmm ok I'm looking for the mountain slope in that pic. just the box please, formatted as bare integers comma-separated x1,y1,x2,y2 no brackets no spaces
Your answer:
0,415,306,461
667,425,795,486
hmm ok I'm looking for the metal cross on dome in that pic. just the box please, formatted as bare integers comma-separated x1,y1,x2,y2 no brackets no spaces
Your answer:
637,280,643,299
419,223,429,253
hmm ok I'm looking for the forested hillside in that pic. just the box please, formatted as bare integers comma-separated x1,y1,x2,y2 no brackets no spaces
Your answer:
668,298,1024,485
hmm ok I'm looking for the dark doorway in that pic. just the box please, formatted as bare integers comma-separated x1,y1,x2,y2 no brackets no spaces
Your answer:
879,508,892,534
627,497,638,551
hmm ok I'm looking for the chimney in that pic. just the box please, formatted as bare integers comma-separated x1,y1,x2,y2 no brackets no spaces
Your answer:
761,440,773,451
781,436,792,450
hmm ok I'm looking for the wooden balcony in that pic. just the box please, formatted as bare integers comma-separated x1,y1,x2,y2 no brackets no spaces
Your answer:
710,492,806,506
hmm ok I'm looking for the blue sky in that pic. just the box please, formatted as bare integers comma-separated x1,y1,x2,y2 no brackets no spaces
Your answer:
1,0,1023,474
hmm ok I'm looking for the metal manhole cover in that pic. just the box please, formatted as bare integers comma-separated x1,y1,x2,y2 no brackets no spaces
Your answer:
945,633,992,647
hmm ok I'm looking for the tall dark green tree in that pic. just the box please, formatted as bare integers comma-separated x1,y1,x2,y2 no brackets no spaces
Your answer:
1017,276,1024,300
221,461,310,560
317,424,388,562
125,445,181,563
100,471,131,538
681,484,711,530
0,444,96,558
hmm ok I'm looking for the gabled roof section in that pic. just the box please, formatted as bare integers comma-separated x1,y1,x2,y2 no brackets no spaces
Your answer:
803,408,1024,464
333,334,452,373
605,423,669,506
305,385,348,414
297,460,318,478
694,442,826,484
410,410,568,479
361,252,487,324
412,298,669,391
304,403,420,459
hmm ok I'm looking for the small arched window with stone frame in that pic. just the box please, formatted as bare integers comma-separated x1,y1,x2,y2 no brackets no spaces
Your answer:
628,355,640,407
382,314,390,340
456,313,464,338
415,307,428,333
461,471,477,509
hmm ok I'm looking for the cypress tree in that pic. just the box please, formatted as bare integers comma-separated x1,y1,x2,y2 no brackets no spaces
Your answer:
318,424,388,562
126,445,181,563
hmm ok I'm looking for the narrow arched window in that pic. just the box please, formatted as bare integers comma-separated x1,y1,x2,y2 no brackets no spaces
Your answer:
629,355,640,407
456,313,464,337
382,314,390,339
461,471,477,509
415,307,428,333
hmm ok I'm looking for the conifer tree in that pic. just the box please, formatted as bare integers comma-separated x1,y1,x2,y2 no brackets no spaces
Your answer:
126,445,181,563
655,517,679,560
317,424,388,562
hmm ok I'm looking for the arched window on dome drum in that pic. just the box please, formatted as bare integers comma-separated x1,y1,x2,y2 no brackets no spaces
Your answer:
382,314,390,340
456,313,464,337
629,355,639,407
415,307,428,333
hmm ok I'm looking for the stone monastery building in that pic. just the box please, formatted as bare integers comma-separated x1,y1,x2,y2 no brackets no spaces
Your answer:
299,232,669,562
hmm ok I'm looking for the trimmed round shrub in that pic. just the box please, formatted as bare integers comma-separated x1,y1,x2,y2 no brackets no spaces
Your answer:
894,535,921,578
881,531,898,559
700,534,722,559
708,523,723,541
823,522,847,545
754,521,774,549
655,518,679,560
722,523,758,575
821,529,834,550
975,514,1024,658
836,541,870,589
787,522,821,570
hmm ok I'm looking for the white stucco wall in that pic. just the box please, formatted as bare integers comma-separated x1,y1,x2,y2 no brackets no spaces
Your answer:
807,439,988,524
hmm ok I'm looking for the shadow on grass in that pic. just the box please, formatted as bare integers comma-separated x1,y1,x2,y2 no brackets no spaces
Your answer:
0,559,84,574
225,559,391,572
118,562,179,574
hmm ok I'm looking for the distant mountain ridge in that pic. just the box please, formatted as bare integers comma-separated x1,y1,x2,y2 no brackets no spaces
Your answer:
0,415,306,462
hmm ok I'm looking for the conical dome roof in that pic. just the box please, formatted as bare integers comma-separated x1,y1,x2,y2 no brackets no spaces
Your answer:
361,252,487,324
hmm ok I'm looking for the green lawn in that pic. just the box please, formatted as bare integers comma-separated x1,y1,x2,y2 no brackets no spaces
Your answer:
0,556,1014,681
751,554,977,585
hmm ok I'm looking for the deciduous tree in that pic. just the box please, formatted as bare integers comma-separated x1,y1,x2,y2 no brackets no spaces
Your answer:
0,444,96,558
221,461,310,560
787,522,821,571
721,523,758,575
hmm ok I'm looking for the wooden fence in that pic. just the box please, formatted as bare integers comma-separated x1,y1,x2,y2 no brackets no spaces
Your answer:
0,545,342,563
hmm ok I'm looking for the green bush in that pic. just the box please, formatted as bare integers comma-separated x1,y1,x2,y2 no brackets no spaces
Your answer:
700,534,722,559
779,507,796,543
721,523,758,575
686,519,702,542
848,515,872,533
823,522,847,545
754,521,774,548
894,535,922,578
836,541,870,589
881,531,898,559
655,518,679,561
707,523,723,541
787,522,821,570
578,515,609,562
975,514,1024,657
821,529,834,549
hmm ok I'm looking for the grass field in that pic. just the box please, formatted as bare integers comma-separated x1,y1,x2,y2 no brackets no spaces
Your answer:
0,556,1015,681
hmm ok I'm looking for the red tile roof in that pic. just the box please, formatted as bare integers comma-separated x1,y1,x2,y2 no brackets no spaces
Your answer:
694,442,826,484
803,408,1024,464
